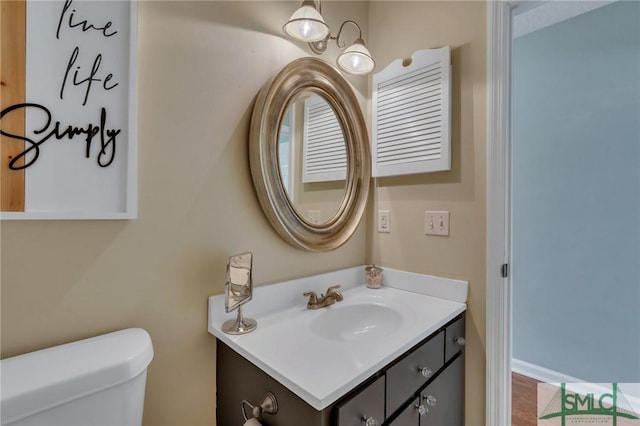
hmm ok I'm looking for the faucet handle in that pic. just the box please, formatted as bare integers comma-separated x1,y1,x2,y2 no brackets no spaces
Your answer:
326,284,341,294
303,291,318,303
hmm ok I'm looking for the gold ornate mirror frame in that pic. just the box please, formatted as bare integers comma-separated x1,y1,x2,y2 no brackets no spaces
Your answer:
249,57,371,252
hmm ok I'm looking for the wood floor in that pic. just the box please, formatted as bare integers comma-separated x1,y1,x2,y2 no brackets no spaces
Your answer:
512,373,541,426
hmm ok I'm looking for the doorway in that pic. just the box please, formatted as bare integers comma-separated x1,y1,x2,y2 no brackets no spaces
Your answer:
487,1,640,425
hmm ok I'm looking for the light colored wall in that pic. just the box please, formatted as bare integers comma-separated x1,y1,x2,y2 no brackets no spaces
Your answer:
512,0,640,382
0,2,369,425
366,2,487,424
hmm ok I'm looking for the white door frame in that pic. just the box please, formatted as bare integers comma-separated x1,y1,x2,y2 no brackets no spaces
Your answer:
486,1,514,425
485,3,616,422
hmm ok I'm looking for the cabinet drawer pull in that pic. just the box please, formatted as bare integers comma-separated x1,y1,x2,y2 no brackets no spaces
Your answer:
415,403,428,416
417,366,433,378
423,394,437,406
361,415,378,426
453,336,466,346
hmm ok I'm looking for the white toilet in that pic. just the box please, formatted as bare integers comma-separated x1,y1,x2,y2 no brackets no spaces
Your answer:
0,328,154,426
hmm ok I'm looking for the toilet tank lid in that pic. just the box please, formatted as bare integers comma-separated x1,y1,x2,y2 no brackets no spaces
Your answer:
0,328,154,424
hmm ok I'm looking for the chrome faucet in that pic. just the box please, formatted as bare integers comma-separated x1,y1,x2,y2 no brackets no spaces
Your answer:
303,285,343,310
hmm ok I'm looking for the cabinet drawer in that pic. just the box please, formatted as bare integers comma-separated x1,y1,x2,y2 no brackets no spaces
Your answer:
385,331,444,416
444,316,465,362
419,354,464,426
336,375,385,426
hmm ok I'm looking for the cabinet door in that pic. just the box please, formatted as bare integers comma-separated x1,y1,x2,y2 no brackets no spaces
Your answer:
336,376,385,426
386,331,444,415
388,398,421,426
419,355,464,426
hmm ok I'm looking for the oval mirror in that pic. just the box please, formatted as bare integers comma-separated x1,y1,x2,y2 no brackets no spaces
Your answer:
250,57,371,252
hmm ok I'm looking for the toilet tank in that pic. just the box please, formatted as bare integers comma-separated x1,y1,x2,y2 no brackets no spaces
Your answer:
0,328,154,426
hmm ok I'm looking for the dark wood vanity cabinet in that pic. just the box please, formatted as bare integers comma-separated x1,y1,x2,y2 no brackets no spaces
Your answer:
343,315,465,426
216,314,465,426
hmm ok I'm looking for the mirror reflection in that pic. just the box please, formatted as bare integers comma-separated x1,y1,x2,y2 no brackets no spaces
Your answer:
225,252,253,313
278,93,347,225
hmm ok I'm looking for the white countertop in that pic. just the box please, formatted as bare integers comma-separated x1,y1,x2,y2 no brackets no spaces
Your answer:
208,266,467,410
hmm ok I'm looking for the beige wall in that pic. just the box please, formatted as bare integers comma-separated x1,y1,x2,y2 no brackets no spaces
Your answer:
0,2,369,425
1,1,487,425
367,2,487,424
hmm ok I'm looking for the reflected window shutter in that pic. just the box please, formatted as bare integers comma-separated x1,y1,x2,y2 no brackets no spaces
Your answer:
372,47,451,177
302,95,347,183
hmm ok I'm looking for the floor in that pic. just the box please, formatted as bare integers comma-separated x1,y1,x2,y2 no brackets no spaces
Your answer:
512,373,540,426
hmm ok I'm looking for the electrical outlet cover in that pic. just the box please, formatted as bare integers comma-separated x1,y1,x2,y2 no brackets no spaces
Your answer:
378,210,390,233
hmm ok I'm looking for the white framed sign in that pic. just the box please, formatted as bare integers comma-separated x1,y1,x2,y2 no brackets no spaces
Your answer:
1,0,137,220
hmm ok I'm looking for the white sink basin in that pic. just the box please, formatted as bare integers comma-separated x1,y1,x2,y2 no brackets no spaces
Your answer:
309,303,402,341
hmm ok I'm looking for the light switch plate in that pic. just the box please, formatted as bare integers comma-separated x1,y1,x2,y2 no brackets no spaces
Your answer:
425,211,449,236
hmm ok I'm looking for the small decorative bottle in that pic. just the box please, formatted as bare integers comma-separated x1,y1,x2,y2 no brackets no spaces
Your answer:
365,265,383,289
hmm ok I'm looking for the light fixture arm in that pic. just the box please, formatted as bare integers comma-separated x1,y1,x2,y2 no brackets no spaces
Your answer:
309,19,364,54
334,20,362,49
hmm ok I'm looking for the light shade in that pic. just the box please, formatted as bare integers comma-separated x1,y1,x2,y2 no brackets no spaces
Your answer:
282,5,330,42
337,39,375,75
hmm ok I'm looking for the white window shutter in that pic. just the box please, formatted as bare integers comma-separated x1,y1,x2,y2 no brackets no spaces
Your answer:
302,95,347,183
372,47,452,177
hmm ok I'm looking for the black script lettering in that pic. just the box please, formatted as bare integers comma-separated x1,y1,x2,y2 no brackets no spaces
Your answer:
97,107,119,167
0,103,121,170
60,47,119,105
56,0,117,39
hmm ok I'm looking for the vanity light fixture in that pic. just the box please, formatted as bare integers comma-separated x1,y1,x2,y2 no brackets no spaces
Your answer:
283,1,375,76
